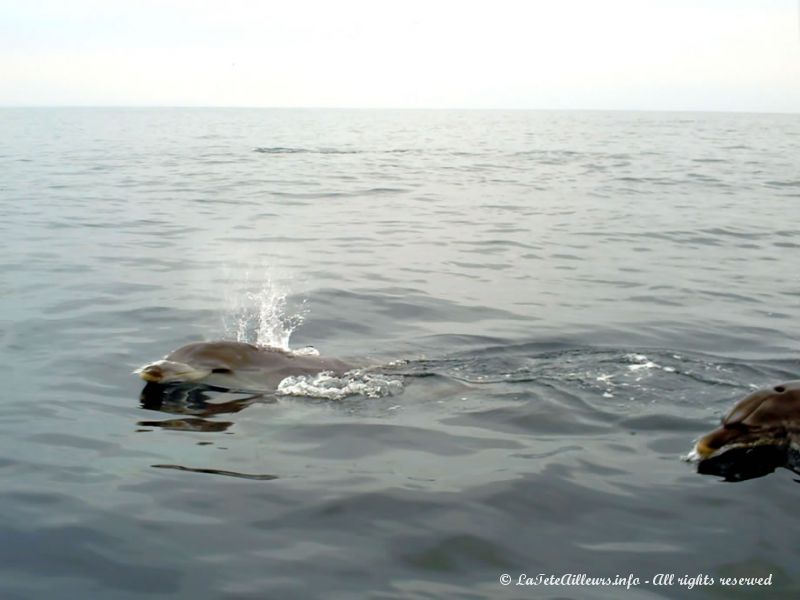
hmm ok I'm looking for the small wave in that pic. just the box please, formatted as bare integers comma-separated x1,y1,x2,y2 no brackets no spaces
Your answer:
253,147,359,155
269,187,407,199
276,370,404,400
152,464,278,480
765,180,800,188
254,146,307,154
614,176,679,186
422,345,773,407
253,147,417,155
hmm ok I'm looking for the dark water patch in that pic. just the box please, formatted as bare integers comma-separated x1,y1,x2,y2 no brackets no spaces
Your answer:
269,187,408,199
699,289,760,304
454,238,538,251
305,288,525,336
411,334,512,354
400,534,515,572
696,226,767,240
765,180,800,188
139,418,235,432
0,521,181,593
448,260,510,271
24,432,164,459
618,414,709,432
449,401,610,436
614,175,679,186
627,294,684,306
273,422,524,459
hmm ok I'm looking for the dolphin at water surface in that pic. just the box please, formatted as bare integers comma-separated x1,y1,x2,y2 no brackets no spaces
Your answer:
135,340,351,392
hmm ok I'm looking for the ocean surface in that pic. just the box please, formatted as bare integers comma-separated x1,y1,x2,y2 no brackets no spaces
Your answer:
2,108,799,599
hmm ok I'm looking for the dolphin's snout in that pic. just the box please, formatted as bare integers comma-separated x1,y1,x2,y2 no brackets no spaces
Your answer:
137,364,164,382
694,426,741,459
693,437,718,459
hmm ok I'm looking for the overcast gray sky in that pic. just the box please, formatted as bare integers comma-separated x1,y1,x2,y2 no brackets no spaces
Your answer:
1,0,798,111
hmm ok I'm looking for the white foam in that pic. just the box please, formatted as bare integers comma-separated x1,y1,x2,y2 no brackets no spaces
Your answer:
276,370,404,400
683,446,702,462
292,346,320,357
624,353,660,371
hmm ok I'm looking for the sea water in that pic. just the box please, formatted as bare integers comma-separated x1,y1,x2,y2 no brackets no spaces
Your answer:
1,108,799,599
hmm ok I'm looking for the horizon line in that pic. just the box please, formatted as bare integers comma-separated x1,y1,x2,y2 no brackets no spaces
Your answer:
1,105,798,116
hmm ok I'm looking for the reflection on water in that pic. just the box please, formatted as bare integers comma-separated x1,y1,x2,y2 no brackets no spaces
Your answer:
137,417,235,433
138,382,268,432
140,383,280,478
697,447,800,483
151,464,278,480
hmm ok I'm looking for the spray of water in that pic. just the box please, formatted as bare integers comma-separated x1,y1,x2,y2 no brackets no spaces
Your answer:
220,269,404,399
223,271,307,350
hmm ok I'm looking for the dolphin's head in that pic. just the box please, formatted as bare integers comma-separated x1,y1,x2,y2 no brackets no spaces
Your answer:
692,382,800,460
134,359,212,384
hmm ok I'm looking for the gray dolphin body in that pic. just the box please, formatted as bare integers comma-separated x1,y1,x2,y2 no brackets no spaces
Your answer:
692,381,800,460
135,341,351,391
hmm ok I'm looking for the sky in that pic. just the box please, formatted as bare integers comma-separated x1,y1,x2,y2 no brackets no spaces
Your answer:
1,0,798,111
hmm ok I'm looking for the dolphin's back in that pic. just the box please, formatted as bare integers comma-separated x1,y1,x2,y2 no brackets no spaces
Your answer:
165,341,350,389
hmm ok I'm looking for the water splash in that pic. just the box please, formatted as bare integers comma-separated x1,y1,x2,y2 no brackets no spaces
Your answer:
223,272,307,350
277,370,404,400
220,271,405,399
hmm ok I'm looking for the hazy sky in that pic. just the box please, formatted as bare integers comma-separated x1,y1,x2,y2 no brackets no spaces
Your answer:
1,0,798,111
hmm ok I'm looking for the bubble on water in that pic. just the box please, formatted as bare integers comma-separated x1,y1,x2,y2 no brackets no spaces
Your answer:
276,370,404,400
